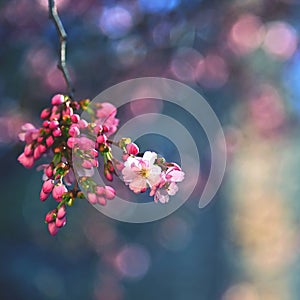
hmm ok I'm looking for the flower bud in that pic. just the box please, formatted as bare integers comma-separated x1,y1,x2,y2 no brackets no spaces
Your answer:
88,193,97,204
49,120,59,129
97,196,107,206
71,114,80,123
52,128,62,137
51,94,65,105
52,184,67,202
69,125,80,137
55,216,66,228
45,210,56,223
45,164,53,178
40,108,51,119
67,137,76,148
105,171,113,181
18,153,35,168
40,190,50,201
24,144,33,156
126,143,139,155
46,135,54,147
105,186,115,200
48,222,59,236
43,120,50,128
97,134,107,144
42,179,54,193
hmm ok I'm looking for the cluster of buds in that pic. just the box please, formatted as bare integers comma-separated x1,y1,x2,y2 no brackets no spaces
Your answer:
18,94,184,236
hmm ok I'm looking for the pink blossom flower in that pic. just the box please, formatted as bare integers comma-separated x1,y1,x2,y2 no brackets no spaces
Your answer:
165,166,185,182
154,182,179,204
52,184,67,202
18,123,39,144
122,151,162,193
18,153,35,168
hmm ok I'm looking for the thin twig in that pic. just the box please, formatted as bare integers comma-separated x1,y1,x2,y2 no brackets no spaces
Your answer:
48,0,74,98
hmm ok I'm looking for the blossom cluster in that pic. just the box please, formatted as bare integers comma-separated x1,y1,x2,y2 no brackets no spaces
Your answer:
122,151,184,203
18,94,185,236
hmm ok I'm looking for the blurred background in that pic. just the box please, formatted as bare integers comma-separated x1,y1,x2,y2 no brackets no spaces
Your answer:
1,0,300,299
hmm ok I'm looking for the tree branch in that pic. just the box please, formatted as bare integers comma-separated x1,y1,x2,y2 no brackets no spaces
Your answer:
48,0,74,98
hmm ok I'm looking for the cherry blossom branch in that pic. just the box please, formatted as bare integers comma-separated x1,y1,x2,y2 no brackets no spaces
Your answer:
48,0,74,98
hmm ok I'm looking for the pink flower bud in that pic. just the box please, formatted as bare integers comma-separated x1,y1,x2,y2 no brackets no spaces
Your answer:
92,125,102,135
18,153,35,168
98,196,107,206
49,120,59,129
102,125,109,132
88,193,97,204
51,94,65,105
37,137,43,143
71,114,80,123
38,144,47,154
43,120,50,128
33,147,41,160
67,137,76,148
46,136,54,147
105,172,113,181
68,125,80,137
105,186,115,200
55,216,66,228
78,119,88,129
52,128,62,137
45,164,53,178
96,134,107,144
62,107,73,117
95,186,106,195
40,190,50,201
82,160,93,169
89,149,98,158
42,179,54,193
50,112,61,121
40,108,51,119
52,184,67,202
48,222,59,236
45,210,56,223
126,143,139,155
24,144,33,156
57,205,66,219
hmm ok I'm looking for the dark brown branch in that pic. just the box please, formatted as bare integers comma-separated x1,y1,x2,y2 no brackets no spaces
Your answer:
48,0,74,98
